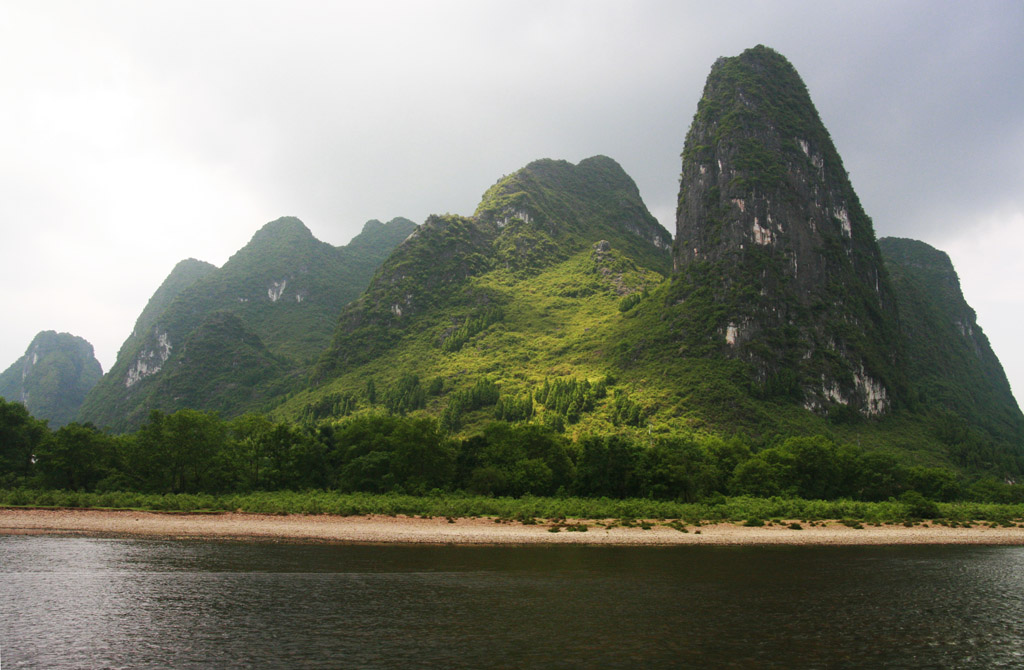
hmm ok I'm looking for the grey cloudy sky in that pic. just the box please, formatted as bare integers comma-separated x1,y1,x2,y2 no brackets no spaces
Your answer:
2,0,1022,402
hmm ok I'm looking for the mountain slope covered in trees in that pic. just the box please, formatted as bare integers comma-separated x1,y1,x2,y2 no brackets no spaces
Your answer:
78,217,416,431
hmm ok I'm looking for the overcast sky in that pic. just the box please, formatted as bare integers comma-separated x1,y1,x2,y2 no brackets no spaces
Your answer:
2,0,1022,404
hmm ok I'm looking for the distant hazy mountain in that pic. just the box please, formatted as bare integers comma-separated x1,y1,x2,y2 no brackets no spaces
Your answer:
0,331,103,427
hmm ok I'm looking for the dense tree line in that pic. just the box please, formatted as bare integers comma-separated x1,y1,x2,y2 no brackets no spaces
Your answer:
534,376,608,424
1,397,1020,504
440,378,500,432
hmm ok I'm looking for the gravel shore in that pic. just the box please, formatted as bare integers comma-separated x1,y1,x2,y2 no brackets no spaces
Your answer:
3,508,1024,545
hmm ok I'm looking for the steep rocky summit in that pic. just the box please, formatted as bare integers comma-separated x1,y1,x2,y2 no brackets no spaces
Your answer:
0,331,103,427
671,45,903,416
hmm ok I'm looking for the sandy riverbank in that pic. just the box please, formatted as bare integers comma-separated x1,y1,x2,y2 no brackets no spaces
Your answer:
3,508,1024,545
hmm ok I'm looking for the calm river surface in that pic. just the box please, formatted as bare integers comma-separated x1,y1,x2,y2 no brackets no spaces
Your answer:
2,536,1024,668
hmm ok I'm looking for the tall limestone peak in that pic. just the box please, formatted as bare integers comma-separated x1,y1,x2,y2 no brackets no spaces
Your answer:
0,331,103,427
672,45,903,416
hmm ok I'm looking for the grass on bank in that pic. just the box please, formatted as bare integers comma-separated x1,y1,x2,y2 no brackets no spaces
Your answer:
3,489,1024,526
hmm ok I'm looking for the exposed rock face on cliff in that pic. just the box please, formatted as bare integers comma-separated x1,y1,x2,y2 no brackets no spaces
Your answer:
0,331,103,427
671,45,904,416
880,237,1023,449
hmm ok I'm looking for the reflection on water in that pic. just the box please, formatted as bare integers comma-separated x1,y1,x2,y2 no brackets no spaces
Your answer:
3,536,1024,668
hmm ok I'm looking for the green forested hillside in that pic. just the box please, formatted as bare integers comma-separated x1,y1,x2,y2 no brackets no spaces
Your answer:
301,157,672,434
125,258,217,349
78,216,416,431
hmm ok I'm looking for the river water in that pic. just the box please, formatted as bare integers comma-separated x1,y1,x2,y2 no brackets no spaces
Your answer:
2,536,1024,668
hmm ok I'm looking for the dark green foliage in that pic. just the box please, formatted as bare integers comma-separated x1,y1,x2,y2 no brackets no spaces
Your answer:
637,437,714,502
900,490,940,519
36,423,116,491
382,374,426,415
575,435,643,498
327,414,456,495
0,397,48,486
906,465,963,502
7,401,1024,512
0,331,103,427
300,392,358,423
440,378,501,432
534,377,607,424
610,390,645,427
494,393,534,423
458,423,572,496
228,414,294,491
617,290,645,313
879,237,1024,466
125,409,230,493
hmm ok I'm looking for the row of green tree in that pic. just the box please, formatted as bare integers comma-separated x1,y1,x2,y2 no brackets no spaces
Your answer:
2,397,1020,503
303,373,646,432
